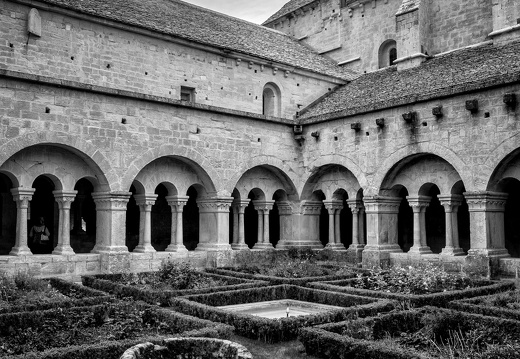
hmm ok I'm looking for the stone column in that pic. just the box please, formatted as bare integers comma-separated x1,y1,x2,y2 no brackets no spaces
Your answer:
347,200,365,250
438,195,465,256
165,195,189,252
91,192,131,253
406,196,432,255
323,200,344,250
52,190,77,255
252,200,275,250
464,191,509,257
274,201,293,248
196,197,234,251
133,194,158,253
362,196,402,268
9,188,35,256
231,199,250,250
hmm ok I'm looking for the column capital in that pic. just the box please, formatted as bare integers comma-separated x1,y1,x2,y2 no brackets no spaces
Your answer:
134,193,158,207
92,191,131,211
363,196,401,214
232,199,251,212
464,191,508,212
406,196,431,211
252,200,275,212
300,200,323,215
10,187,35,204
166,195,189,207
323,200,343,212
53,190,77,207
346,199,364,213
276,201,294,215
438,194,464,211
197,196,234,213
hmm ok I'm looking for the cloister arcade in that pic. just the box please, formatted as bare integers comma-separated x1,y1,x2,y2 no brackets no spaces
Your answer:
0,143,519,271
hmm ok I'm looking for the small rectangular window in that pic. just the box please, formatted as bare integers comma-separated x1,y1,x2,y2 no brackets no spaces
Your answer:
180,86,195,102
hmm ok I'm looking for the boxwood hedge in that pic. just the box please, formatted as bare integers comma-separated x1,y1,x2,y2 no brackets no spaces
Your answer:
448,288,520,320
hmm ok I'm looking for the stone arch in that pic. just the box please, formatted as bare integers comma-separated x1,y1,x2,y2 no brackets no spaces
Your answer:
486,137,520,191
302,154,368,196
122,145,218,195
262,82,282,117
232,163,298,201
378,39,397,68
301,164,362,201
0,132,112,191
373,143,469,195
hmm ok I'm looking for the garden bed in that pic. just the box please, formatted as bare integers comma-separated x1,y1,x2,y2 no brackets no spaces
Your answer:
170,284,395,343
308,265,514,307
299,306,520,358
0,300,233,359
82,262,269,306
0,273,112,314
449,288,520,320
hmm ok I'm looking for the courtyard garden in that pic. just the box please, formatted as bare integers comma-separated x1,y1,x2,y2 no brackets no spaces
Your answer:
1,248,519,358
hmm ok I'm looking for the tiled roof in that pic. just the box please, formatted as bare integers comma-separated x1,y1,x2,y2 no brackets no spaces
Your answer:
36,0,356,80
262,0,317,25
299,40,520,123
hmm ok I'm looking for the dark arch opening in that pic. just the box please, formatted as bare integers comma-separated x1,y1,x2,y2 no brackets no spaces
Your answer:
424,185,445,254
126,185,140,252
183,186,199,251
501,178,520,257
339,193,352,248
397,186,413,252
152,183,171,251
71,178,96,253
0,174,15,255
30,176,57,254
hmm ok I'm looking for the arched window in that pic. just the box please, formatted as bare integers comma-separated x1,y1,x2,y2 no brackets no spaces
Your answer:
262,83,281,117
378,40,397,69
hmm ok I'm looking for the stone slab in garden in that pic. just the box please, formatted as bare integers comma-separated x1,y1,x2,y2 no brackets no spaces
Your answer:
82,271,269,306
0,277,114,314
300,306,520,359
206,265,364,285
308,277,514,307
170,284,395,343
121,337,253,359
0,301,233,359
449,288,520,320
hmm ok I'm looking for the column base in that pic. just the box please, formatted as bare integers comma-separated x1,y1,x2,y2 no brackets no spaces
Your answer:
165,244,188,252
275,240,323,249
325,243,347,251
252,242,275,250
361,244,402,269
347,244,365,265
408,246,432,255
92,245,129,254
133,244,156,253
441,247,465,256
195,243,232,251
231,243,250,250
52,245,75,255
9,245,32,256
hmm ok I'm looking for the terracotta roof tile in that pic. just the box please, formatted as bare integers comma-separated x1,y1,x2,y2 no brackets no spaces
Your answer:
36,0,356,80
299,40,520,123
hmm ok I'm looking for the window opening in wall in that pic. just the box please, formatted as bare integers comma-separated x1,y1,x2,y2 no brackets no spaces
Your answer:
262,83,281,117
389,47,397,66
379,40,397,69
180,86,195,102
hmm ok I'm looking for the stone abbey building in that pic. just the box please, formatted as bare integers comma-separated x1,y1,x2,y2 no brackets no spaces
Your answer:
1,0,520,279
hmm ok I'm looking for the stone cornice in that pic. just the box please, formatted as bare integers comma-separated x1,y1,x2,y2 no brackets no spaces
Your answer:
464,191,508,212
363,196,401,214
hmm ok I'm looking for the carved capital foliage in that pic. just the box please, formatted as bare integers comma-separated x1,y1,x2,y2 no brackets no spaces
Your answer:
301,200,323,215
92,192,132,211
10,187,35,207
53,190,77,209
438,194,463,211
406,196,431,211
252,200,275,212
232,199,251,213
134,194,158,207
464,191,508,212
276,201,294,215
197,197,234,213
323,200,343,213
346,199,364,213
363,196,401,214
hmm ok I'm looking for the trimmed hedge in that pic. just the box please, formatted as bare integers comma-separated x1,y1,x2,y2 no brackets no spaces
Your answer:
1,301,233,359
308,278,514,307
170,284,395,343
205,267,363,286
82,271,269,306
121,337,253,359
0,278,114,314
448,288,520,320
299,306,520,359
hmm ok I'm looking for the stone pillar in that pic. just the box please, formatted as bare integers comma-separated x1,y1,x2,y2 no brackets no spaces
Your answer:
91,192,131,253
231,199,250,250
196,197,234,251
9,188,35,256
52,190,77,255
252,200,275,250
133,194,158,253
323,200,344,250
347,200,364,264
406,196,432,255
362,196,402,268
438,195,465,256
165,195,189,252
275,201,293,248
464,191,509,257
